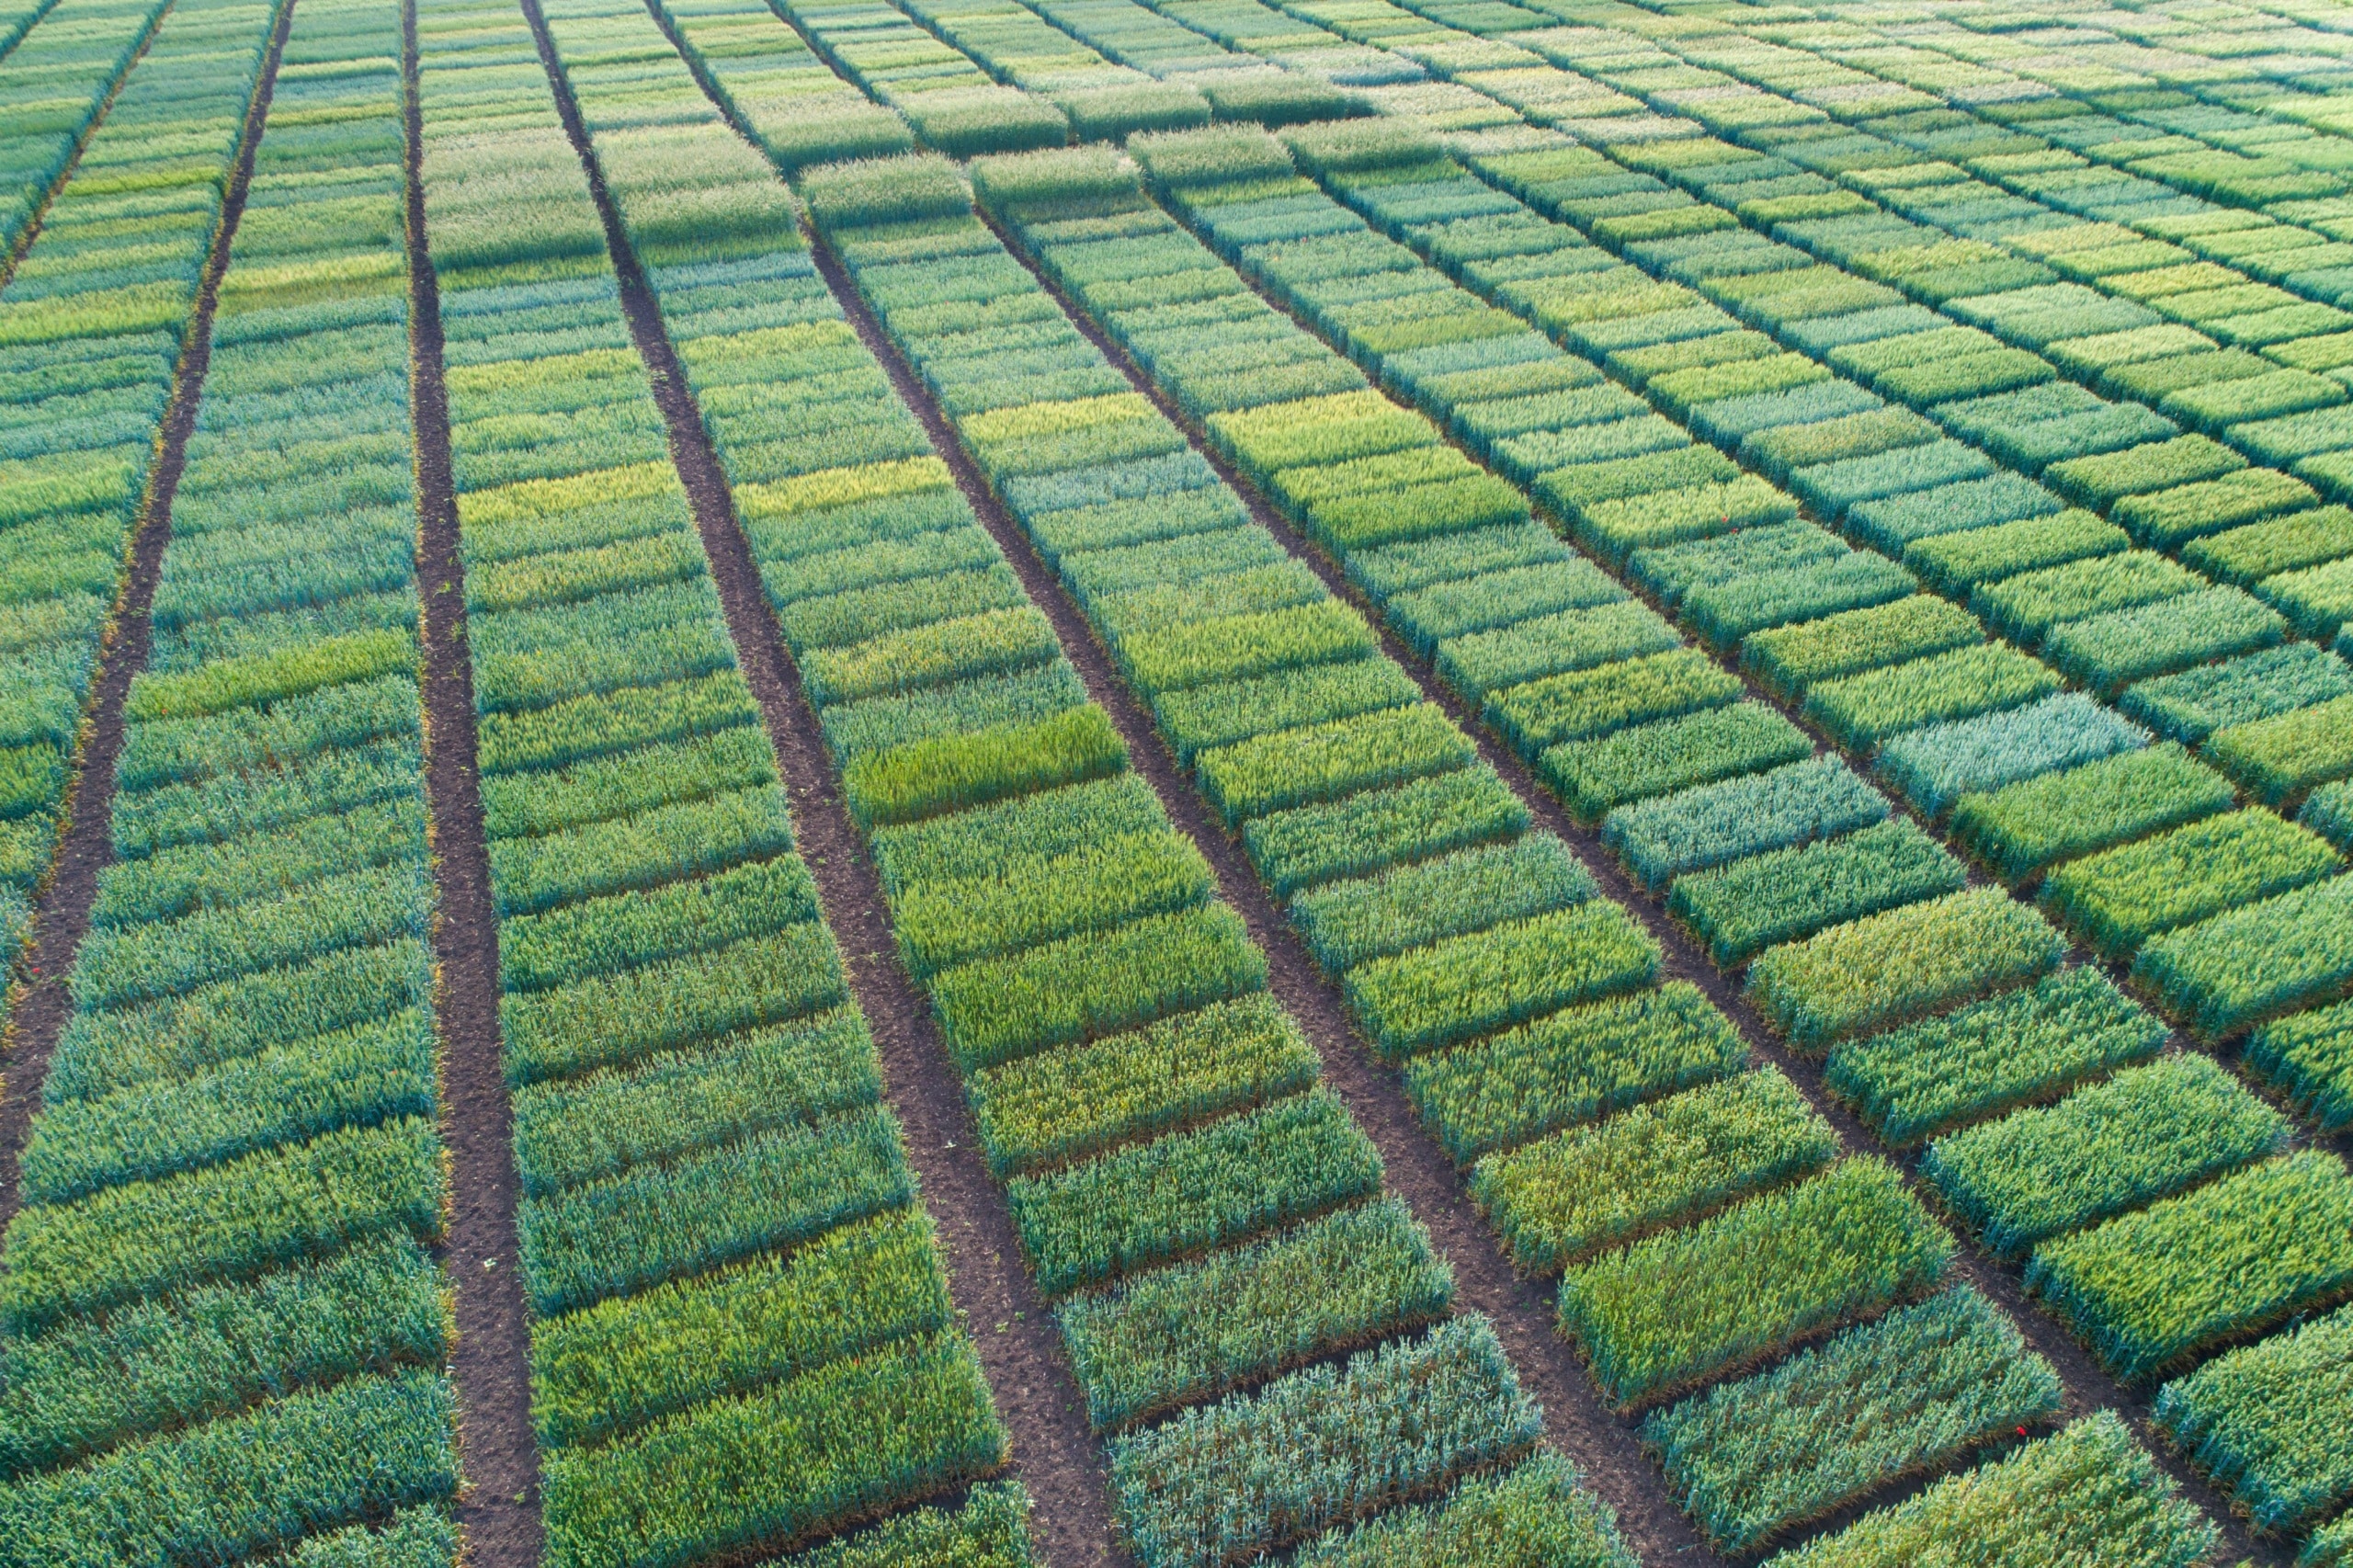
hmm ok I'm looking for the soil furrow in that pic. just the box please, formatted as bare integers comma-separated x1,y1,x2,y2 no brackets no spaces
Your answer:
400,0,543,1556
984,212,2286,1568
517,5,1128,1562
0,0,295,1232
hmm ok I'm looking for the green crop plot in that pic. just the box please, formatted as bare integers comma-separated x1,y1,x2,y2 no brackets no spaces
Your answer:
11,0,2353,1559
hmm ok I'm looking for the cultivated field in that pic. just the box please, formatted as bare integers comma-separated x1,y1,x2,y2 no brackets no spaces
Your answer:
2,0,2352,1562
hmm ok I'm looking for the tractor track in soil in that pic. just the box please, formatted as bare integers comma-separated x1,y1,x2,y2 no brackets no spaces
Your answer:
403,0,544,1552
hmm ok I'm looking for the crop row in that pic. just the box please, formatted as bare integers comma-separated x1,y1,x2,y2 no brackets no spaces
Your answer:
0,4,463,1562
1260,0,2353,662
0,0,288,1047
938,102,2339,1550
552,1,1649,1562
733,17,2206,1539
1015,2,2353,894
0,0,174,254
412,3,1026,1564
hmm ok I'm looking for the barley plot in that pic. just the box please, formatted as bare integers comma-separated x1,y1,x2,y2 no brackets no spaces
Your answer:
3,0,2351,1560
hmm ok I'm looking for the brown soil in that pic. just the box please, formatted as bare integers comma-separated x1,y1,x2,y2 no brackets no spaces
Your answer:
0,0,293,1233
402,0,543,1557
520,6,1131,1562
990,215,2290,1568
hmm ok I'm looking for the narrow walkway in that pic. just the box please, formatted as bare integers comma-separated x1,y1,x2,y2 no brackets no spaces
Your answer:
400,0,544,1555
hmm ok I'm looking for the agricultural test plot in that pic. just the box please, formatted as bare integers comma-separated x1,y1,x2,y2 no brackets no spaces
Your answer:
1,0,2352,1562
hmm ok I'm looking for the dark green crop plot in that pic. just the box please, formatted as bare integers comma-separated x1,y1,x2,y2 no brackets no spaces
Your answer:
1404,983,1748,1165
1288,1451,1634,1568
1289,833,1594,973
2041,810,2342,958
1057,1200,1452,1430
1825,968,2168,1148
970,994,1318,1178
1762,1412,2212,1568
1345,902,1660,1060
2154,1302,2353,1536
528,1209,952,1450
1542,701,1813,823
2245,999,2353,1134
517,1107,914,1317
1105,1314,1540,1568
1007,1091,1382,1296
891,829,1212,979
1950,744,2234,881
0,1369,460,1568
540,1333,1006,1568
930,903,1268,1073
508,1011,878,1197
2132,874,2353,1040
0,1119,445,1335
1669,818,1965,966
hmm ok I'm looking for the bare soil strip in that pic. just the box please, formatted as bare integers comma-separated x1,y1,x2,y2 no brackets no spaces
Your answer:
400,0,545,1557
518,6,1131,1562
0,0,295,1232
990,217,2286,1568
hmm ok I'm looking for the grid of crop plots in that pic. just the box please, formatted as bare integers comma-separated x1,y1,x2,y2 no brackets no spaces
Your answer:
3,0,2353,1562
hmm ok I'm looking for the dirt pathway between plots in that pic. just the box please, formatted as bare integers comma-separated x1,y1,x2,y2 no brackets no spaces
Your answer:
0,0,293,1233
401,0,543,1559
518,5,1131,1562
985,213,2290,1567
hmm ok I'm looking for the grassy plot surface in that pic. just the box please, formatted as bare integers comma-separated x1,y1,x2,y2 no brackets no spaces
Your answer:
554,25,1637,1562
1643,1289,2063,1554
427,5,1013,1562
0,6,466,1559
29,0,2353,1552
1760,1414,2213,1568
